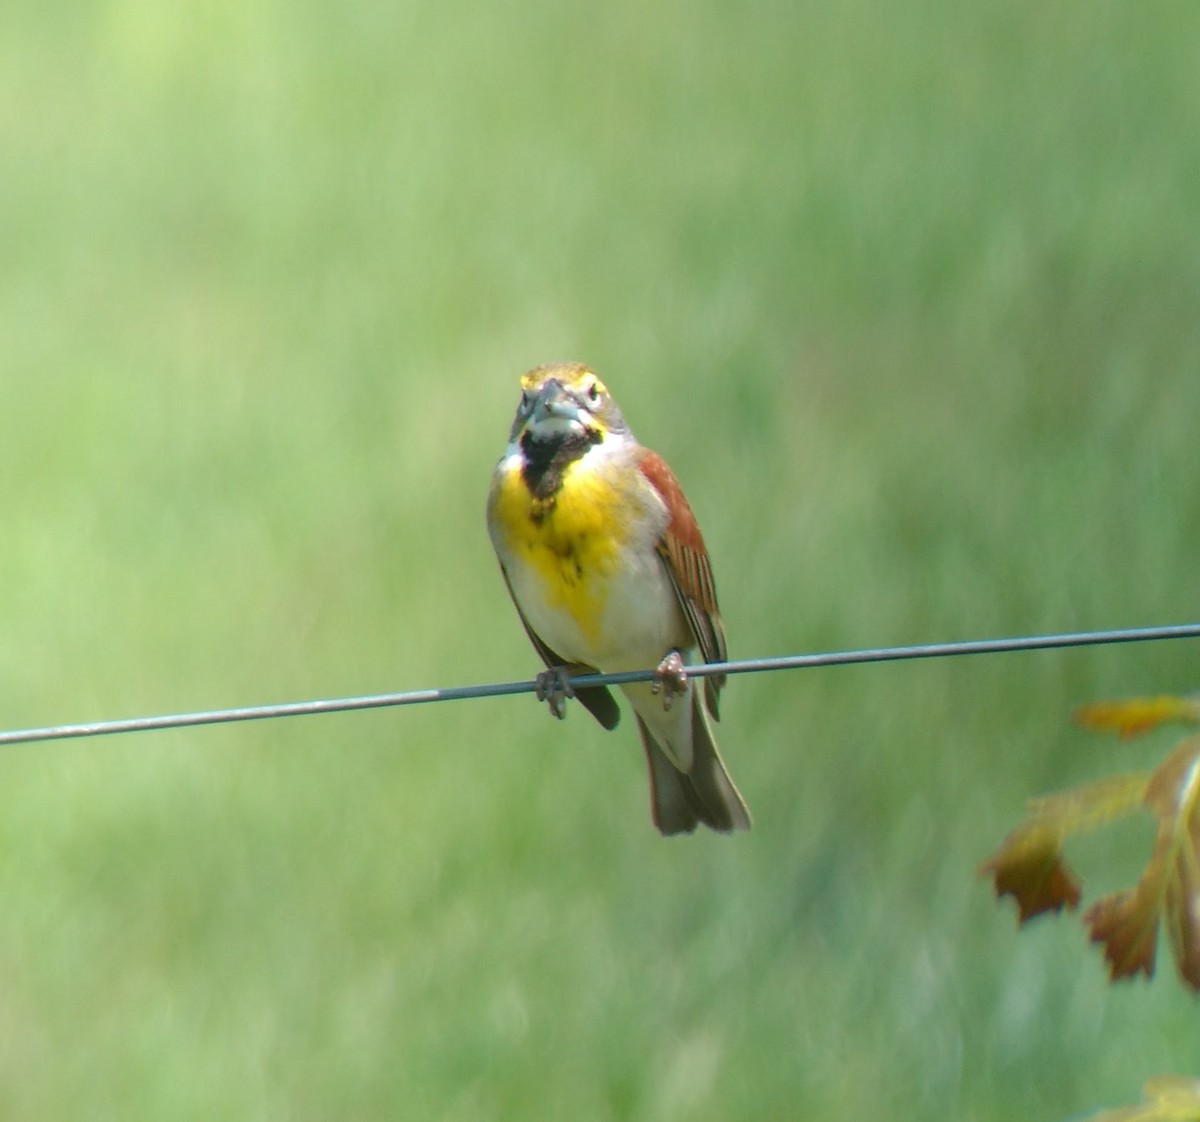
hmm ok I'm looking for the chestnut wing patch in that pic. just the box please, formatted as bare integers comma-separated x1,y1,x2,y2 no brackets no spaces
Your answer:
637,451,727,716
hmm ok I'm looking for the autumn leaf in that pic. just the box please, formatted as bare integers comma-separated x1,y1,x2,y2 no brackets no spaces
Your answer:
1085,737,1200,988
1075,695,1200,739
1080,1075,1200,1121
986,683,1200,994
1085,889,1157,980
979,818,1082,921
980,773,1149,921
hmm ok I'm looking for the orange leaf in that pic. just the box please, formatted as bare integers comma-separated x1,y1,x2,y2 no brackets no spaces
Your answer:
979,821,1081,921
989,696,1200,995
1075,695,1200,739
980,773,1148,923
1084,738,1200,990
1143,737,1200,990
1085,889,1158,981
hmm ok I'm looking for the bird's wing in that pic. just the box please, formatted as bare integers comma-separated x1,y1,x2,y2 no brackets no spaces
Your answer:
636,450,727,718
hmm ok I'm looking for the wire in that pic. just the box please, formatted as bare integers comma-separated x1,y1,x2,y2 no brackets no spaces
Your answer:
2,622,1198,747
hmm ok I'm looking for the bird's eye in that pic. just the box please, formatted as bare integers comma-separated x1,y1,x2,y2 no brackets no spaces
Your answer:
586,381,600,403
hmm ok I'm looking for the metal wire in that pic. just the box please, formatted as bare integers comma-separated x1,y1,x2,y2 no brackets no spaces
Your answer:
2,622,1198,747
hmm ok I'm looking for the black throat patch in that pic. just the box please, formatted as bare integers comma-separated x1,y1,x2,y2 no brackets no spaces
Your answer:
520,429,600,503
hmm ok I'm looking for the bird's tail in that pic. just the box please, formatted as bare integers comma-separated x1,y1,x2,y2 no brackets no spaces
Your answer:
636,692,751,836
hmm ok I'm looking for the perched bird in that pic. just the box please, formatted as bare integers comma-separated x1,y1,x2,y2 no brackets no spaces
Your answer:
486,362,751,835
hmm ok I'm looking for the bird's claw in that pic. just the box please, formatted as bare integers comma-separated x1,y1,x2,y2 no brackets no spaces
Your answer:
650,650,688,712
535,667,575,721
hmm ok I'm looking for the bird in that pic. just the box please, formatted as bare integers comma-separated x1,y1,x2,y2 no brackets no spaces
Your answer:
486,362,751,835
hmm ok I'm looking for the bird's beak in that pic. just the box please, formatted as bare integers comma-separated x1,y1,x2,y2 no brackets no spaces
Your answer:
532,378,582,423
522,378,588,439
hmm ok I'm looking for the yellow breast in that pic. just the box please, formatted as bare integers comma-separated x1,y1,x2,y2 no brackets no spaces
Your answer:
490,458,628,645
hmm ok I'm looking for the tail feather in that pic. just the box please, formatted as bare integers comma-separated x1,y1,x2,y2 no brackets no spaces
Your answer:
636,693,751,836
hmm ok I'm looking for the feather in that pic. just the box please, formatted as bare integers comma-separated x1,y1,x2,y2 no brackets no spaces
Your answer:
636,451,727,716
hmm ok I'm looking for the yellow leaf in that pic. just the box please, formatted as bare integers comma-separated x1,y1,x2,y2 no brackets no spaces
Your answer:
1080,1075,1200,1121
1075,696,1200,739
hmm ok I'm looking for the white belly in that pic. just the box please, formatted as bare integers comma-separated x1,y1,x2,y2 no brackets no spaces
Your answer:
505,543,688,673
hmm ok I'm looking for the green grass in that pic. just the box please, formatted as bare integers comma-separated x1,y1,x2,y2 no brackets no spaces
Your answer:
2,1,1199,1118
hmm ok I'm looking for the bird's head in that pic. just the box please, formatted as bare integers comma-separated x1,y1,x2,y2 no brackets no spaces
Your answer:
508,363,628,447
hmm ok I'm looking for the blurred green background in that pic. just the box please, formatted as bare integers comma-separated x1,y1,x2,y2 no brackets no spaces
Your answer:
2,1,1199,1118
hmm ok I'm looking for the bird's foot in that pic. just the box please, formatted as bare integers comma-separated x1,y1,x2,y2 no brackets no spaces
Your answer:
650,650,688,712
535,666,575,721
